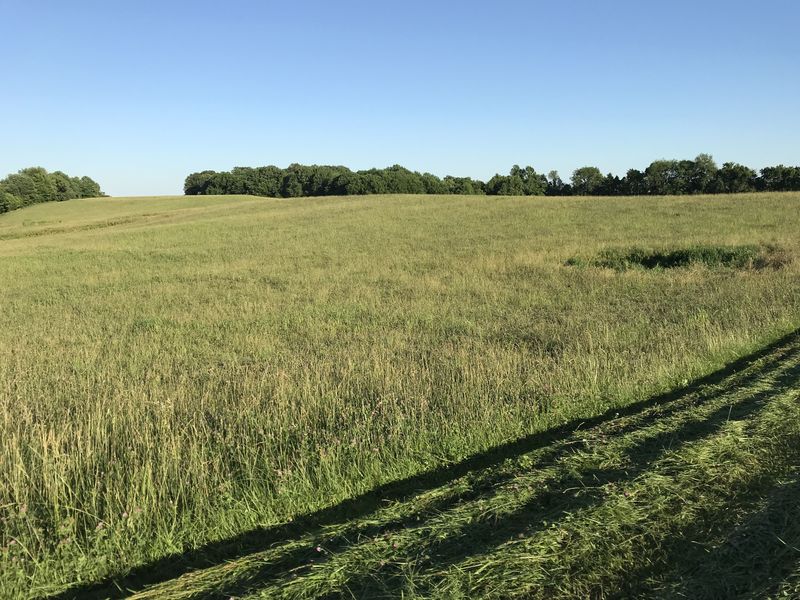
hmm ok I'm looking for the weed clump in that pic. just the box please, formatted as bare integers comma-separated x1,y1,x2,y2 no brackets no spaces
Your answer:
568,244,791,272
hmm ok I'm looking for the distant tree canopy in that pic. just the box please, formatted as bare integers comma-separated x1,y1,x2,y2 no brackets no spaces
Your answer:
570,167,605,195
0,167,104,214
185,156,800,200
562,155,789,197
185,164,492,198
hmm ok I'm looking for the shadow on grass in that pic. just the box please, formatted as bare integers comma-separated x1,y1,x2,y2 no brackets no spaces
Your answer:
45,329,800,600
629,474,800,599
320,360,800,599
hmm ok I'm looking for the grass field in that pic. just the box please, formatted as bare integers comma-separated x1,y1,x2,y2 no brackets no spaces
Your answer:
1,192,800,598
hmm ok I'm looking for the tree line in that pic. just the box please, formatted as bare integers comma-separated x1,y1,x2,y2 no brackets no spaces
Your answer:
185,156,800,199
563,155,800,196
185,164,488,198
0,167,104,214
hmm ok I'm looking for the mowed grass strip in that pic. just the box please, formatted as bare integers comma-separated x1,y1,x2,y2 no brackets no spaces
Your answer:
1,192,800,597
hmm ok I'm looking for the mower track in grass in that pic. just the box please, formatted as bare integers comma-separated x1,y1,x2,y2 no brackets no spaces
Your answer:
47,330,800,599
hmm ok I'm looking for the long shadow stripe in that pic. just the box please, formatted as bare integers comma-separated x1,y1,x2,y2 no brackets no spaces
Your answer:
136,344,800,598
305,361,800,599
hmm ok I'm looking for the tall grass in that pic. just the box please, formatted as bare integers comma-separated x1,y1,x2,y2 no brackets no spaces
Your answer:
1,192,800,596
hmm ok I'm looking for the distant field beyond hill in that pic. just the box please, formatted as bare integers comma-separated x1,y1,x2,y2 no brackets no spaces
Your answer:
2,193,800,597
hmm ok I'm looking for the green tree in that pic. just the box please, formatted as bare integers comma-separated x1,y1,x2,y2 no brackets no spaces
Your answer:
184,171,218,195
644,160,684,195
598,173,622,195
443,176,484,195
280,172,304,197
713,162,757,193
518,166,547,195
50,171,79,201
0,191,24,213
687,154,718,194
622,169,646,195
760,165,800,191
546,170,565,195
485,173,520,196
2,167,57,203
252,166,285,196
0,167,102,209
202,172,237,195
420,173,447,194
570,166,604,195
380,165,426,194
76,176,102,198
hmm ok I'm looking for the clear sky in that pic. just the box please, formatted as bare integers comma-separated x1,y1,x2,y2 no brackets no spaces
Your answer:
2,0,798,196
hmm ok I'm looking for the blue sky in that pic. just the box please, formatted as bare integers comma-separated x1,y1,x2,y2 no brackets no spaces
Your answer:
2,0,798,196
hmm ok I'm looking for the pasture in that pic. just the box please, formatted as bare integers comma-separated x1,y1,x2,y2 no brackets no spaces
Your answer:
1,192,800,598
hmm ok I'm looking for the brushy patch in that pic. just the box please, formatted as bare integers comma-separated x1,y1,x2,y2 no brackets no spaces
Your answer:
567,243,791,271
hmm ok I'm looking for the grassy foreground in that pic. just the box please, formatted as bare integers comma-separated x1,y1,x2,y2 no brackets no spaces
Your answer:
1,192,799,597
84,328,800,598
